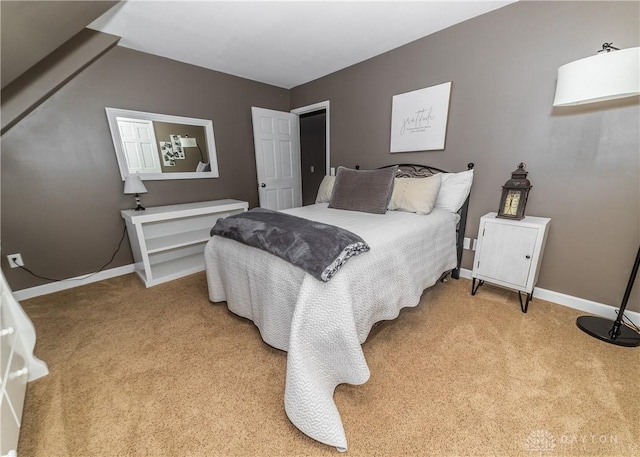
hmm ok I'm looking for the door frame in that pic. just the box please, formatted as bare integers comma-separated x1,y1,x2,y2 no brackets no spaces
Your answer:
291,100,330,175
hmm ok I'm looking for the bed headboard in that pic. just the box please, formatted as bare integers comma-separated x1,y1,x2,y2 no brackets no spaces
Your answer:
360,163,475,280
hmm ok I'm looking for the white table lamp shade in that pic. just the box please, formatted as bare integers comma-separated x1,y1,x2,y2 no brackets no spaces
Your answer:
124,175,148,194
553,47,640,106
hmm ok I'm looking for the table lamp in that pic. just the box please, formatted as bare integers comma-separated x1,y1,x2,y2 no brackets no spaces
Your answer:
124,175,148,211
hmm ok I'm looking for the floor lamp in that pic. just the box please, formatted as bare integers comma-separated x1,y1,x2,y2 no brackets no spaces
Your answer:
553,43,640,347
576,247,640,347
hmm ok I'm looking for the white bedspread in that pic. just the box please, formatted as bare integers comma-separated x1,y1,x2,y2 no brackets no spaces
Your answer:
205,204,458,450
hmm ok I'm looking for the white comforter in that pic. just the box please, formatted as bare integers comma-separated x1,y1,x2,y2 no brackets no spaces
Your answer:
205,203,458,450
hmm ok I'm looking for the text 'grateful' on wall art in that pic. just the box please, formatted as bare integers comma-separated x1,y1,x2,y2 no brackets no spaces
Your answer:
390,81,452,153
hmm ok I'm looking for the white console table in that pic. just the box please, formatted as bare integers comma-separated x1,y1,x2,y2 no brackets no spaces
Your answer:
122,199,248,287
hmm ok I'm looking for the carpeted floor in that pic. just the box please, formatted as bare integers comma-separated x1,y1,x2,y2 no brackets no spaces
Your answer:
16,272,640,456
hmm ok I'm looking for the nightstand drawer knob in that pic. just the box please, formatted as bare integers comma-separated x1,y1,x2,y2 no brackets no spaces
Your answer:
525,255,531,259
9,367,28,380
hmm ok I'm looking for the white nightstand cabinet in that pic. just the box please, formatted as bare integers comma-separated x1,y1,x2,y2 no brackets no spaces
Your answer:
122,199,248,287
1,270,48,457
471,212,550,313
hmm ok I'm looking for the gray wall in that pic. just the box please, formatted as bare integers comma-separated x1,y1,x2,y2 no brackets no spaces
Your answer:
1,28,120,134
290,1,640,311
1,46,289,290
0,1,118,88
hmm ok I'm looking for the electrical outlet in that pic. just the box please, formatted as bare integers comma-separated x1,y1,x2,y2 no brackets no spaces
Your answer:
463,237,471,250
7,254,24,268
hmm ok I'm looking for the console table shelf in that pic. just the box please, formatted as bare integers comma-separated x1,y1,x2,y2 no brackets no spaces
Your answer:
122,199,248,287
145,229,212,253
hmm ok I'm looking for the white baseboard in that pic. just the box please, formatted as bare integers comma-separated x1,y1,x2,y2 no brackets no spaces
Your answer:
458,268,640,327
13,264,135,301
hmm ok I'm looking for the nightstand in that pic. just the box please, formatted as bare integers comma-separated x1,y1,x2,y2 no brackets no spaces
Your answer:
471,212,550,312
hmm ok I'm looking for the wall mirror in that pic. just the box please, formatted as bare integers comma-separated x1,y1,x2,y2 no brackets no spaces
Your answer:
105,107,219,180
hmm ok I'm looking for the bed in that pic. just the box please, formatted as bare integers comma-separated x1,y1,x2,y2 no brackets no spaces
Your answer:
204,163,474,451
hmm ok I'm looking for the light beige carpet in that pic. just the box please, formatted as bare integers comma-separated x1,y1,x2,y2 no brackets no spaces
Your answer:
17,273,640,456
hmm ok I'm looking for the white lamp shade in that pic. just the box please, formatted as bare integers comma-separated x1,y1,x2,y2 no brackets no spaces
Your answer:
553,47,640,106
179,137,198,148
124,175,148,194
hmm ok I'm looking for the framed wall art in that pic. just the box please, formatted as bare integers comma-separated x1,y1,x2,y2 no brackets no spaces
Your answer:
390,81,452,153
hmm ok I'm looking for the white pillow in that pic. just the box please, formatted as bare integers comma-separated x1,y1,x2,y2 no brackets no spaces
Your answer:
434,169,474,213
388,174,442,215
315,175,336,203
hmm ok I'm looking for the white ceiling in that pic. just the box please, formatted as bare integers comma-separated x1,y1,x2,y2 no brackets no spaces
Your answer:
89,1,515,89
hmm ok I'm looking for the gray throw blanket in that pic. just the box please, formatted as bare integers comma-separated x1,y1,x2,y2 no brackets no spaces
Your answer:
210,208,370,282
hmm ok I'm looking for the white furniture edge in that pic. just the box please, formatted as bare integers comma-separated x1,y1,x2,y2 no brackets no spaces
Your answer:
459,268,639,326
12,264,638,328
1,277,49,382
120,199,246,223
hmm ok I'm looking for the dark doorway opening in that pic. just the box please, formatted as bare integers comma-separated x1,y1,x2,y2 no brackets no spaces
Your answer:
299,109,327,206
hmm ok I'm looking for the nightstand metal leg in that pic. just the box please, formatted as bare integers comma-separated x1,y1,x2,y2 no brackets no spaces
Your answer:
471,278,484,295
518,291,532,313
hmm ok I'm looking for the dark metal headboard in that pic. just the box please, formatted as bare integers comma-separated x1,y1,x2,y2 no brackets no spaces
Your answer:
361,163,475,280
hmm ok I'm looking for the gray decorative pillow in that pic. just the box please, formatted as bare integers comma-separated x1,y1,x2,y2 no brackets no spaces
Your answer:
328,166,397,214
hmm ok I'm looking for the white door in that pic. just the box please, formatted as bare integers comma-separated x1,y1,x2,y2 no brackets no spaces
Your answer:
116,118,162,174
251,107,302,210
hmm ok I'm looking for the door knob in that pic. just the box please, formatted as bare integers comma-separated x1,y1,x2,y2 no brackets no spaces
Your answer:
260,183,266,187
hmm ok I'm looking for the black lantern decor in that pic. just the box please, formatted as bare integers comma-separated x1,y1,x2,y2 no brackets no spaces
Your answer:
497,163,532,220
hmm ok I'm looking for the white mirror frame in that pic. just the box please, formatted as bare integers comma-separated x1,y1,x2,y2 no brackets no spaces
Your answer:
105,107,220,180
